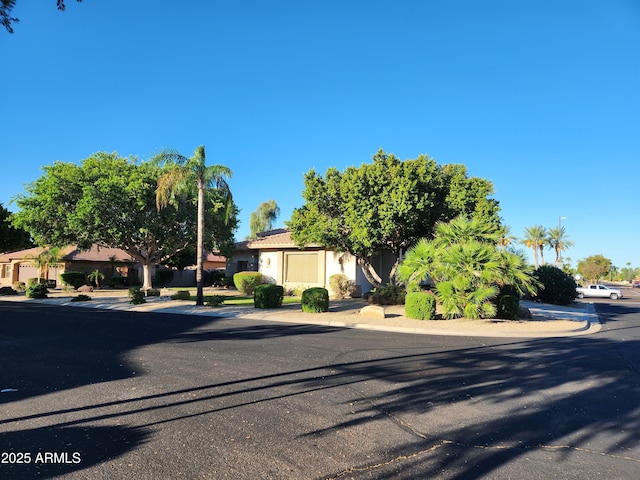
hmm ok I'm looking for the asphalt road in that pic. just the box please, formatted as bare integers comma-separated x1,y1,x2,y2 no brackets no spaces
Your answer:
1,292,640,479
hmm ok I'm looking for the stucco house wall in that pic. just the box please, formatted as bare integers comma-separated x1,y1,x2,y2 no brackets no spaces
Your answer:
227,229,379,296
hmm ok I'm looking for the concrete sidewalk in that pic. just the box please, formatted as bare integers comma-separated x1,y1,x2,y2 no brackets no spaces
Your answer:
1,289,601,338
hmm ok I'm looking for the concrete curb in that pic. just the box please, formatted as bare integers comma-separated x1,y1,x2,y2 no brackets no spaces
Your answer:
1,294,602,338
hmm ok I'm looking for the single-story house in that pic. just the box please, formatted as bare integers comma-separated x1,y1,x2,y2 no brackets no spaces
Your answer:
0,245,138,288
226,229,396,296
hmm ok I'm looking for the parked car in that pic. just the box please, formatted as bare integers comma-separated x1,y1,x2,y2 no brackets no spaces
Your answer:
576,284,624,299
633,280,640,288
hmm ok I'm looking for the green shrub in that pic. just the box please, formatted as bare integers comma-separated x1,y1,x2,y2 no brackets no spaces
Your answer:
128,287,146,304
146,288,161,297
496,295,520,320
71,294,92,302
13,282,26,292
220,276,234,287
254,284,284,309
26,283,48,299
368,285,406,305
301,287,329,313
205,269,227,287
0,286,18,296
405,291,436,320
171,290,192,300
108,275,128,288
153,269,174,287
233,271,263,295
532,265,577,305
60,271,86,289
329,274,354,299
206,295,225,307
27,277,43,288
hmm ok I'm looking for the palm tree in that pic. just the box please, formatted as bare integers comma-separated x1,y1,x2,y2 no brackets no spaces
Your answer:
497,225,516,250
398,216,537,319
155,145,233,306
88,269,105,289
547,226,574,264
521,225,547,268
25,246,61,283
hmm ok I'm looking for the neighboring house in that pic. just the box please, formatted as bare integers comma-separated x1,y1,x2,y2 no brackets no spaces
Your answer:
0,245,138,288
227,229,396,295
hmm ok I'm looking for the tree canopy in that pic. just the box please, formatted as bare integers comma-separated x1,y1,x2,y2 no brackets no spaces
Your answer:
248,200,280,239
1,0,81,33
11,152,238,290
287,149,501,287
577,254,612,282
0,203,32,252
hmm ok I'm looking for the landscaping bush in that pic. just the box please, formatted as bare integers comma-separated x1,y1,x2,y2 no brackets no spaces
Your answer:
494,284,521,320
128,287,146,304
205,269,227,287
301,287,329,313
60,271,86,289
254,284,284,309
405,291,436,320
27,277,45,288
329,274,354,299
26,283,48,299
13,282,26,292
496,295,520,320
0,286,18,296
71,294,92,302
206,295,225,307
532,265,577,305
153,269,174,287
233,271,263,295
146,288,161,297
171,290,192,300
108,275,128,288
368,285,406,305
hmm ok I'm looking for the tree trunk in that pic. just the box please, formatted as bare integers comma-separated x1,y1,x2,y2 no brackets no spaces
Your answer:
195,185,205,306
142,262,153,291
357,257,383,289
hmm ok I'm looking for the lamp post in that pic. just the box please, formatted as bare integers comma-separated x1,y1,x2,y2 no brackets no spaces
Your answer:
558,216,567,265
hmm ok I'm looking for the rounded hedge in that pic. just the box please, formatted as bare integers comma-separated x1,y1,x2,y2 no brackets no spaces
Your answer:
405,291,436,320
301,287,329,313
532,265,577,305
233,271,263,295
254,284,284,309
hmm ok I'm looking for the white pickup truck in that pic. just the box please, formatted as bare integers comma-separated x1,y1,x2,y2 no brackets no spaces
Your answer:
576,284,623,300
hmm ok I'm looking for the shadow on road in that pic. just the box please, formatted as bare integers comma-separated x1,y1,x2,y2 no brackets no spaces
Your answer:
1,301,639,479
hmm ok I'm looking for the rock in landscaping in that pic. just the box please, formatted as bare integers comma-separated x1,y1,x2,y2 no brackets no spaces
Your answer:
360,305,385,319
77,285,94,293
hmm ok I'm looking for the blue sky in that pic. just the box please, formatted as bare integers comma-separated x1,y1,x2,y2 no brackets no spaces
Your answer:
2,1,639,269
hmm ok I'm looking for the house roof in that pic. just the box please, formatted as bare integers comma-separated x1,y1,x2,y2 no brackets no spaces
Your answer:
235,228,322,251
0,245,135,263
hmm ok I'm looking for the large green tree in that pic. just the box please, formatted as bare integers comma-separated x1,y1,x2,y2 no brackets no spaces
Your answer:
12,152,237,291
1,0,81,33
248,199,280,239
577,254,612,282
287,149,500,287
155,145,235,306
397,216,537,319
0,203,32,252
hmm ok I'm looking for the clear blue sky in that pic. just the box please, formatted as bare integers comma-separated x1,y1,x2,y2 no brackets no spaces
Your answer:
2,1,639,269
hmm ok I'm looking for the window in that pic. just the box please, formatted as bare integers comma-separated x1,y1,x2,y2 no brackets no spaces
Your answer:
285,253,318,283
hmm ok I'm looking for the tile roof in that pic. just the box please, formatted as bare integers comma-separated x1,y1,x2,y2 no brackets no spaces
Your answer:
0,245,134,263
237,229,321,250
